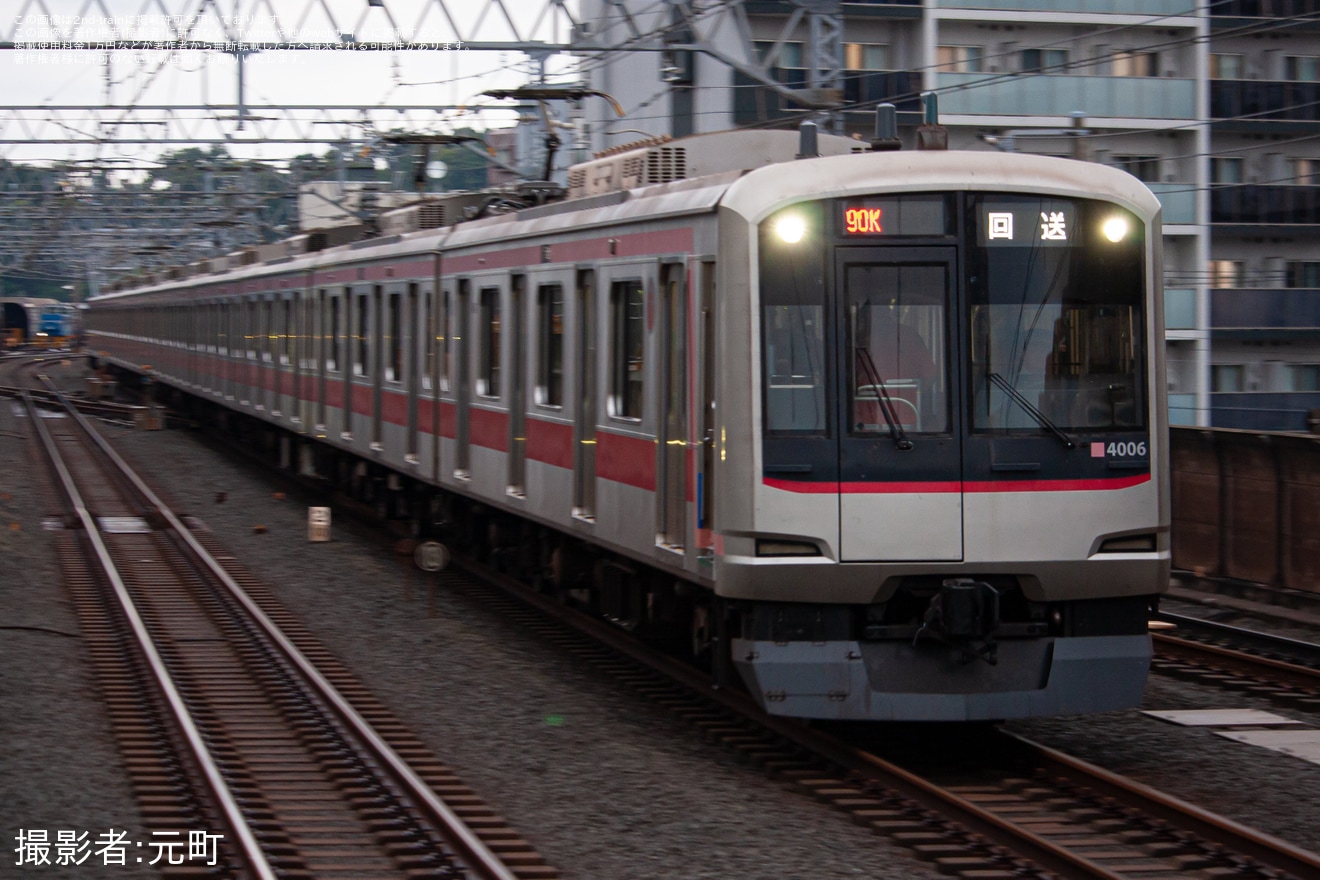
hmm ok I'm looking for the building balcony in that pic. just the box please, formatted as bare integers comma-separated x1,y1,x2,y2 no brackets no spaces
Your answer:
745,0,920,14
1211,287,1320,338
936,0,1190,13
934,73,1195,119
1164,287,1197,330
1211,80,1320,129
1210,184,1320,225
1211,0,1320,28
1148,183,1197,224
732,69,923,128
1211,392,1320,432
1168,393,1198,427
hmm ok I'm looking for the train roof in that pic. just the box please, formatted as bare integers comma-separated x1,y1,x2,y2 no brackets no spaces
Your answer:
93,131,1163,304
723,150,1164,224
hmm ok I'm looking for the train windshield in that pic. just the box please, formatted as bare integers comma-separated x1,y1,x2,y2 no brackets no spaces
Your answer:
967,195,1147,433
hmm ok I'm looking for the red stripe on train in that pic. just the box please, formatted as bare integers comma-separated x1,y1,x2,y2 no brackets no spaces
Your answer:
596,431,656,492
764,473,1150,494
527,418,574,469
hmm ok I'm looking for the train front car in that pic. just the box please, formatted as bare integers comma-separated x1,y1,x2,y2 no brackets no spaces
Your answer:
716,151,1168,722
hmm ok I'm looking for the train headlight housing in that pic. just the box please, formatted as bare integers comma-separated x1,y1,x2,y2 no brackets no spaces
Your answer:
1102,216,1129,243
775,214,807,244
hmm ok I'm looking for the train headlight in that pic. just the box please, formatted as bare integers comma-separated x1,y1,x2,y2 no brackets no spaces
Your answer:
1102,216,1129,243
775,214,806,244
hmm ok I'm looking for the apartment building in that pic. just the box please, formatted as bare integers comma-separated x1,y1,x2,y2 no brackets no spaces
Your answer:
580,0,1320,431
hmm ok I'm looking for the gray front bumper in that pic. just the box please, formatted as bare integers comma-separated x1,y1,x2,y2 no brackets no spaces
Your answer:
732,635,1152,721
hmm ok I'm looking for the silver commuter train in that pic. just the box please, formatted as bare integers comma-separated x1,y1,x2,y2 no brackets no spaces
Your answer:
88,128,1169,722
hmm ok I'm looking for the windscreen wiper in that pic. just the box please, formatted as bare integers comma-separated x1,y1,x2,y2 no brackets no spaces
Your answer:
856,346,913,451
987,372,1075,449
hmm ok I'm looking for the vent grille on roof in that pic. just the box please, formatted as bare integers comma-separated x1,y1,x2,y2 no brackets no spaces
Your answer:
418,203,446,229
645,147,687,184
622,156,643,185
568,168,586,191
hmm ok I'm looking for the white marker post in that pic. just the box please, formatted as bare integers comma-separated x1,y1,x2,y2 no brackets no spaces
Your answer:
308,507,331,542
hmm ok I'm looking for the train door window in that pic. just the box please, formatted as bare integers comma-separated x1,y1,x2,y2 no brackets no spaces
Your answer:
281,299,293,366
660,265,687,550
245,297,257,407
478,286,501,399
456,280,472,476
372,285,384,450
301,293,314,371
342,287,354,440
247,298,258,363
264,300,275,364
355,292,370,377
225,301,235,400
574,269,597,519
508,275,526,495
609,279,644,420
536,282,564,407
699,260,716,547
317,289,328,430
218,302,227,357
422,286,435,392
846,264,950,435
327,294,340,373
387,289,403,383
440,288,452,392
407,283,420,463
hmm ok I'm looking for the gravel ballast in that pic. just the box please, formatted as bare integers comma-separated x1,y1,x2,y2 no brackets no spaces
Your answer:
0,395,157,880
4,360,1320,876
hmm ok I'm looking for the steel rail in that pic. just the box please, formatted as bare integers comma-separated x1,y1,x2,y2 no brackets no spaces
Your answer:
1154,631,1320,689
37,378,520,880
23,390,277,880
0,383,145,422
1158,610,1320,664
999,729,1320,880
455,558,1131,880
461,554,1320,879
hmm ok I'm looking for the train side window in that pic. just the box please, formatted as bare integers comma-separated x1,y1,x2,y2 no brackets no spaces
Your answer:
387,290,403,383
218,303,227,356
355,293,369,377
478,286,501,398
281,298,292,366
327,294,340,373
440,288,452,393
422,286,434,392
609,279,644,420
536,283,564,407
264,300,275,364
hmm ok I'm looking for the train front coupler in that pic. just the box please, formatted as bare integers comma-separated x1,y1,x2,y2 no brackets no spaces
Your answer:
912,579,1001,666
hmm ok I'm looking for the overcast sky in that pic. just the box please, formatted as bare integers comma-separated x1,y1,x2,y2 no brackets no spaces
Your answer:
4,0,585,167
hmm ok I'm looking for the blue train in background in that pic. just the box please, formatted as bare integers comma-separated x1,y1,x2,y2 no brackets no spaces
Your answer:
1,298,81,350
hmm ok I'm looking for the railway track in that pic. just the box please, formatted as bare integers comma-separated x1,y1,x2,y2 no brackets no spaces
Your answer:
413,555,1320,880
1152,612,1320,711
26,382,557,880
0,350,157,425
77,380,1320,879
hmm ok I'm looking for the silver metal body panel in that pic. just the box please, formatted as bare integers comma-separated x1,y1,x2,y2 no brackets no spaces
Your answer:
89,143,1169,722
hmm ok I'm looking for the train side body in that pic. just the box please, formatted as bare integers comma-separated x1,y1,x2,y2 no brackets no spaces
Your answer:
88,134,1169,722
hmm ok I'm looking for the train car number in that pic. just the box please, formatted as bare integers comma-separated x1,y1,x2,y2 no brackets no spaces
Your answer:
1092,441,1147,458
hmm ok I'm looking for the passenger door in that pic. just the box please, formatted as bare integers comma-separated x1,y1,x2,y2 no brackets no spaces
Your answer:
834,246,962,562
